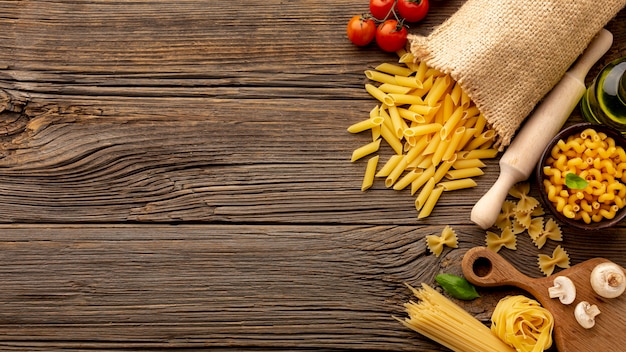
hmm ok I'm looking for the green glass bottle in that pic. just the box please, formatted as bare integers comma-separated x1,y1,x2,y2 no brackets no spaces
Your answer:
580,57,626,133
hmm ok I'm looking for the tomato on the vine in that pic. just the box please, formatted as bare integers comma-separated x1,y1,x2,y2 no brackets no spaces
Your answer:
375,19,407,52
369,0,396,20
346,15,376,46
397,0,429,23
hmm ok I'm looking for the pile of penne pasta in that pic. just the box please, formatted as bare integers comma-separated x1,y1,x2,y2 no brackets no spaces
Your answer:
349,50,498,219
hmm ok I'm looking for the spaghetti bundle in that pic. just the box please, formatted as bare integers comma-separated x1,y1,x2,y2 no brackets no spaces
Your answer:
397,283,515,352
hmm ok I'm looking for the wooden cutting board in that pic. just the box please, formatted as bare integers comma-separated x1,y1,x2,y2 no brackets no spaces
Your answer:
461,246,626,352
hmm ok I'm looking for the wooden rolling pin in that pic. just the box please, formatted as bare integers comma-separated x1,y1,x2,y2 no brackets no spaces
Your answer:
471,29,614,229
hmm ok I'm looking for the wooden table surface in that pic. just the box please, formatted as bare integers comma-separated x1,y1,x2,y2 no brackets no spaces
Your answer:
0,1,624,350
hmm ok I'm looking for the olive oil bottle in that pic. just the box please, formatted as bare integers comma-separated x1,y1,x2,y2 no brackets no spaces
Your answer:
580,57,626,133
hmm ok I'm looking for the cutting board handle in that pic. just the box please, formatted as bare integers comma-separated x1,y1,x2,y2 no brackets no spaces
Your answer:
462,247,535,293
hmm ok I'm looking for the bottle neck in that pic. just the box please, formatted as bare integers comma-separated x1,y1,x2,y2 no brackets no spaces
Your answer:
617,71,626,106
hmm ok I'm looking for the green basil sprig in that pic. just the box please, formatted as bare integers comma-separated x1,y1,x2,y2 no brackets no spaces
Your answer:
565,173,588,190
435,273,480,300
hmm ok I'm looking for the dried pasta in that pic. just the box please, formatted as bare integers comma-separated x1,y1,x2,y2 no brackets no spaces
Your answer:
495,200,517,231
361,156,379,192
425,225,458,257
491,295,554,352
485,227,517,252
397,283,516,352
538,245,570,276
348,55,499,218
529,217,562,249
542,127,626,223
509,182,540,213
418,185,444,219
489,182,571,277
351,139,381,162
437,178,477,191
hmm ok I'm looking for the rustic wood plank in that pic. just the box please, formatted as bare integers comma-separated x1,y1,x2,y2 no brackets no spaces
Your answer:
0,0,624,350
0,224,623,351
0,2,623,225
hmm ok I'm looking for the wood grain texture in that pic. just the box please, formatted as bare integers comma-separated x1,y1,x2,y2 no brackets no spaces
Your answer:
0,0,624,350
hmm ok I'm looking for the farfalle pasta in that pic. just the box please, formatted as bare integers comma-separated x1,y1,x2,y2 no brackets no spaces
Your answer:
491,295,554,352
538,245,570,276
529,218,562,249
509,182,540,213
426,225,458,257
488,182,570,276
485,227,517,253
495,200,517,231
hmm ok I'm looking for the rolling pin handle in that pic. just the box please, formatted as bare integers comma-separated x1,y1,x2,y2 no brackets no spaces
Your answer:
567,29,613,81
471,164,524,230
470,28,613,230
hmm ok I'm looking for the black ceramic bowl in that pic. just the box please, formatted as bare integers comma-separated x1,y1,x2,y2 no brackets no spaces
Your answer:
535,122,626,231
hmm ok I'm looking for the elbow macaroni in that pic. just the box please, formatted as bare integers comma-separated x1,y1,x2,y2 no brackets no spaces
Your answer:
542,127,626,224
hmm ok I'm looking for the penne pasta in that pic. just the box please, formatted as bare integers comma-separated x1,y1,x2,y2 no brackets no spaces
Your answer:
425,75,451,107
415,177,436,211
438,178,478,191
403,123,443,138
365,83,389,104
394,169,423,191
379,83,413,95
465,130,496,150
398,107,425,123
445,167,485,180
411,165,435,195
442,126,466,161
361,155,379,191
349,58,499,219
453,158,486,169
388,93,425,106
450,82,463,106
461,149,499,160
440,106,464,140
418,185,445,219
380,123,404,155
376,154,404,177
347,116,384,133
385,156,408,188
395,75,423,89
364,70,397,85
397,51,415,64
351,138,382,162
433,156,457,183
375,62,414,76
388,105,405,138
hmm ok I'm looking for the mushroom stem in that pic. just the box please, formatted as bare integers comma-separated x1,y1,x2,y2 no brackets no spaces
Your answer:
574,301,600,329
547,276,576,305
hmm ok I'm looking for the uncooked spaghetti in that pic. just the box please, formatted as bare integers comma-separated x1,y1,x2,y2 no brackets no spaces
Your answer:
397,283,515,352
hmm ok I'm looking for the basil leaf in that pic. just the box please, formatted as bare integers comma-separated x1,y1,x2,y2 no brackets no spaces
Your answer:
565,173,588,190
435,273,480,300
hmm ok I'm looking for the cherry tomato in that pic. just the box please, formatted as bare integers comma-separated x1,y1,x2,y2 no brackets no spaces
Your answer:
397,0,429,23
369,0,396,20
375,19,407,52
346,15,376,47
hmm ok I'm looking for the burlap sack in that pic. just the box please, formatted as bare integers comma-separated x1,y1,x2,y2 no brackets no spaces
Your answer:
409,0,626,149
